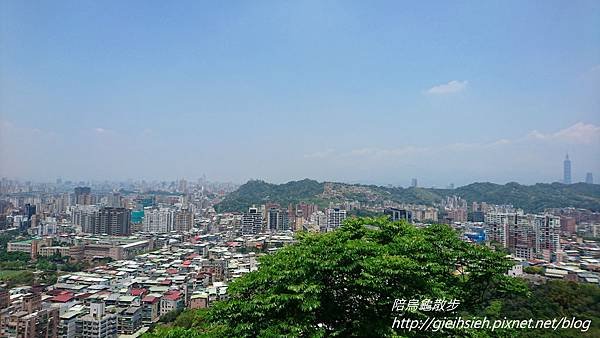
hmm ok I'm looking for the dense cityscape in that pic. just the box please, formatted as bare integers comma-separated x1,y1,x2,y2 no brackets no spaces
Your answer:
2,1,599,337
0,153,597,337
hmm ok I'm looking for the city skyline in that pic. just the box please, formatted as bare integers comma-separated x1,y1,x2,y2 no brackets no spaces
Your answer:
1,1,599,187
1,2,599,337
0,149,597,188
0,126,598,187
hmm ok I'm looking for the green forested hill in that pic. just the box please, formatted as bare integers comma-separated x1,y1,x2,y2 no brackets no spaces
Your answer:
215,179,600,213
449,182,600,212
215,179,326,212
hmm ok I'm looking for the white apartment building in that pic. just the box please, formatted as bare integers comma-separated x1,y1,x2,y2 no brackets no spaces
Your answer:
142,207,174,233
326,208,347,232
78,302,118,338
485,211,560,261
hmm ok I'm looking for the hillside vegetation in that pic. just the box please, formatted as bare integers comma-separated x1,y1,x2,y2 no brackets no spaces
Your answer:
216,179,600,213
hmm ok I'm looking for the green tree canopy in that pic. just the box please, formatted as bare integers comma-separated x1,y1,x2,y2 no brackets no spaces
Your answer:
203,217,526,337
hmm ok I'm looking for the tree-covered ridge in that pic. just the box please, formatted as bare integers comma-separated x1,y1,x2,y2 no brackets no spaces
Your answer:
215,179,326,212
216,179,600,213
444,182,600,212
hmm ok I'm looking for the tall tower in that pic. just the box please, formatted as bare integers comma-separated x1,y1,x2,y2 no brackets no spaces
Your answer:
411,178,418,188
585,172,593,184
563,154,571,184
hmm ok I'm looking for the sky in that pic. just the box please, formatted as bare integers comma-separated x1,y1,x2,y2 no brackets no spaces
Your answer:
1,0,599,187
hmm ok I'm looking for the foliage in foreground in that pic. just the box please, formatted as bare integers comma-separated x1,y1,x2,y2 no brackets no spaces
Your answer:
146,217,531,337
499,280,600,337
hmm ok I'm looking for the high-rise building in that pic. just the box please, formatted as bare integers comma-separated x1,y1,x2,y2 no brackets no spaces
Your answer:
585,172,593,184
485,211,560,261
21,203,36,231
298,203,317,221
74,187,92,205
96,207,131,236
308,211,327,232
24,204,36,219
108,192,122,207
408,206,438,222
484,212,515,248
563,154,571,184
293,214,305,232
177,179,188,193
560,216,577,234
534,215,561,260
267,208,289,232
467,211,485,222
72,205,100,233
174,209,193,232
326,208,347,232
411,178,418,188
241,207,263,235
142,207,174,233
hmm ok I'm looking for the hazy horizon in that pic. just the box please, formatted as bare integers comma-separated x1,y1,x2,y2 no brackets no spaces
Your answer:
0,175,597,191
1,1,599,187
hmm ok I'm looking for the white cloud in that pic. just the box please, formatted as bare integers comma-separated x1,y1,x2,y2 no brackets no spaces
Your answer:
304,149,335,159
322,122,598,160
426,80,468,95
528,122,600,144
94,127,107,133
492,139,511,146
554,122,600,144
528,130,545,139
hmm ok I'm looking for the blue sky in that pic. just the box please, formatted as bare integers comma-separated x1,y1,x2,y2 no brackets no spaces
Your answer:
1,1,599,186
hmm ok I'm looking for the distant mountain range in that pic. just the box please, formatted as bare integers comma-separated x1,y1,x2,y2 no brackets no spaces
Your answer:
215,179,600,213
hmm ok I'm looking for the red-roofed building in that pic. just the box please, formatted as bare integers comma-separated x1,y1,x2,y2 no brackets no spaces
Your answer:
160,291,184,315
130,288,147,297
163,291,181,301
166,268,178,275
141,295,161,323
160,279,172,285
49,292,74,303
142,295,159,304
182,260,191,266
